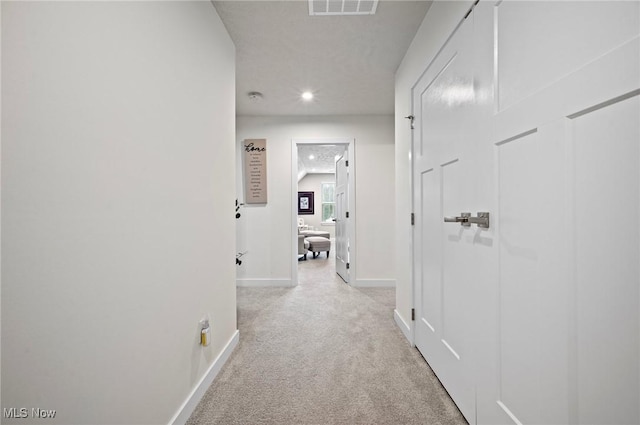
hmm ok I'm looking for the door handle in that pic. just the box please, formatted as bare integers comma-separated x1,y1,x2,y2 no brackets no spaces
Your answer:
444,212,490,229
444,212,471,227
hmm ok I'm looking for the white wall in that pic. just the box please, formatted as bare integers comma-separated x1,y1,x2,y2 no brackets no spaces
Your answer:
394,1,474,337
298,173,336,238
1,2,236,424
236,115,395,287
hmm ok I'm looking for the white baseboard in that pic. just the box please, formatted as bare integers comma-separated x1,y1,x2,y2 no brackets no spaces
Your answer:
352,279,396,288
236,278,294,287
169,330,239,425
394,309,414,346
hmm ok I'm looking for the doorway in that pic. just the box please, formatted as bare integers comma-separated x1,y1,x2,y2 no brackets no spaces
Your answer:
291,138,355,286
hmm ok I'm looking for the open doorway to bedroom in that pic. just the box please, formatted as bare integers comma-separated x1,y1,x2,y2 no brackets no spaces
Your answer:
292,139,355,286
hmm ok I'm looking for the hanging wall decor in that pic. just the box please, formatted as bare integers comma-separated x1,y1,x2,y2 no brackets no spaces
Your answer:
243,139,267,204
298,191,314,215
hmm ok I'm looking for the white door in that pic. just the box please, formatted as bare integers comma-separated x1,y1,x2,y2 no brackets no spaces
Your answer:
413,1,640,424
412,12,487,424
335,153,349,283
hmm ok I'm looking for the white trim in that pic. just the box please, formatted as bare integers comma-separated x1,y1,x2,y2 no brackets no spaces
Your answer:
394,309,414,346
352,279,396,288
292,138,356,286
168,330,239,425
291,141,299,286
496,400,524,425
236,278,294,288
320,181,336,223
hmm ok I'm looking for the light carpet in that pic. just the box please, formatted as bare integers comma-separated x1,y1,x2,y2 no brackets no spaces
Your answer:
187,254,467,425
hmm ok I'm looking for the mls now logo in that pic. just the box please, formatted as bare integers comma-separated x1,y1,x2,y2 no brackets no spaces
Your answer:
3,407,57,419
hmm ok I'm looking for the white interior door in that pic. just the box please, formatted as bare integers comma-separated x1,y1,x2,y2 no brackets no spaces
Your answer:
412,1,640,424
335,153,349,283
412,12,489,424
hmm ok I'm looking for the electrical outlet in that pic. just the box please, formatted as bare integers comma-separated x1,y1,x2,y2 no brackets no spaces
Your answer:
200,316,211,347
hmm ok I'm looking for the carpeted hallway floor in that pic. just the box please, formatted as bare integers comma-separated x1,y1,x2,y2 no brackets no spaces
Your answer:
187,253,467,425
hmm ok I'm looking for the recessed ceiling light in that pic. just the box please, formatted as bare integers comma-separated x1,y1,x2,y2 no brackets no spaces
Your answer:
308,154,315,160
302,91,313,101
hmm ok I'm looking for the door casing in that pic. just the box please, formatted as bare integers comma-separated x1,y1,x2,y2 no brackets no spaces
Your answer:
291,138,356,286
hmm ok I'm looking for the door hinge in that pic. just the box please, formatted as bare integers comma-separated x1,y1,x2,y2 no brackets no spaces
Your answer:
411,308,415,321
345,160,349,167
411,213,415,225
346,262,350,270
346,211,349,218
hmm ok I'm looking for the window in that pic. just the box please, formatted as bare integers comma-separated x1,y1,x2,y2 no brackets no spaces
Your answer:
321,182,335,223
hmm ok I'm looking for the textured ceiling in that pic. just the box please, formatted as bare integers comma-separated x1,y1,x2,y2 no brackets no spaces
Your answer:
213,1,432,116
297,144,347,180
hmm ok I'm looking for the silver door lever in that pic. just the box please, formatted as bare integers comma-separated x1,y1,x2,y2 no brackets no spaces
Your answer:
444,212,471,226
444,212,490,229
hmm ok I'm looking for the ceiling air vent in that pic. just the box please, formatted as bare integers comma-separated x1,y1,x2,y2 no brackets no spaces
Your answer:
309,0,378,16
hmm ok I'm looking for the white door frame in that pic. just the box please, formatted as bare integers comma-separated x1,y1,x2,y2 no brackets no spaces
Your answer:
291,138,356,286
